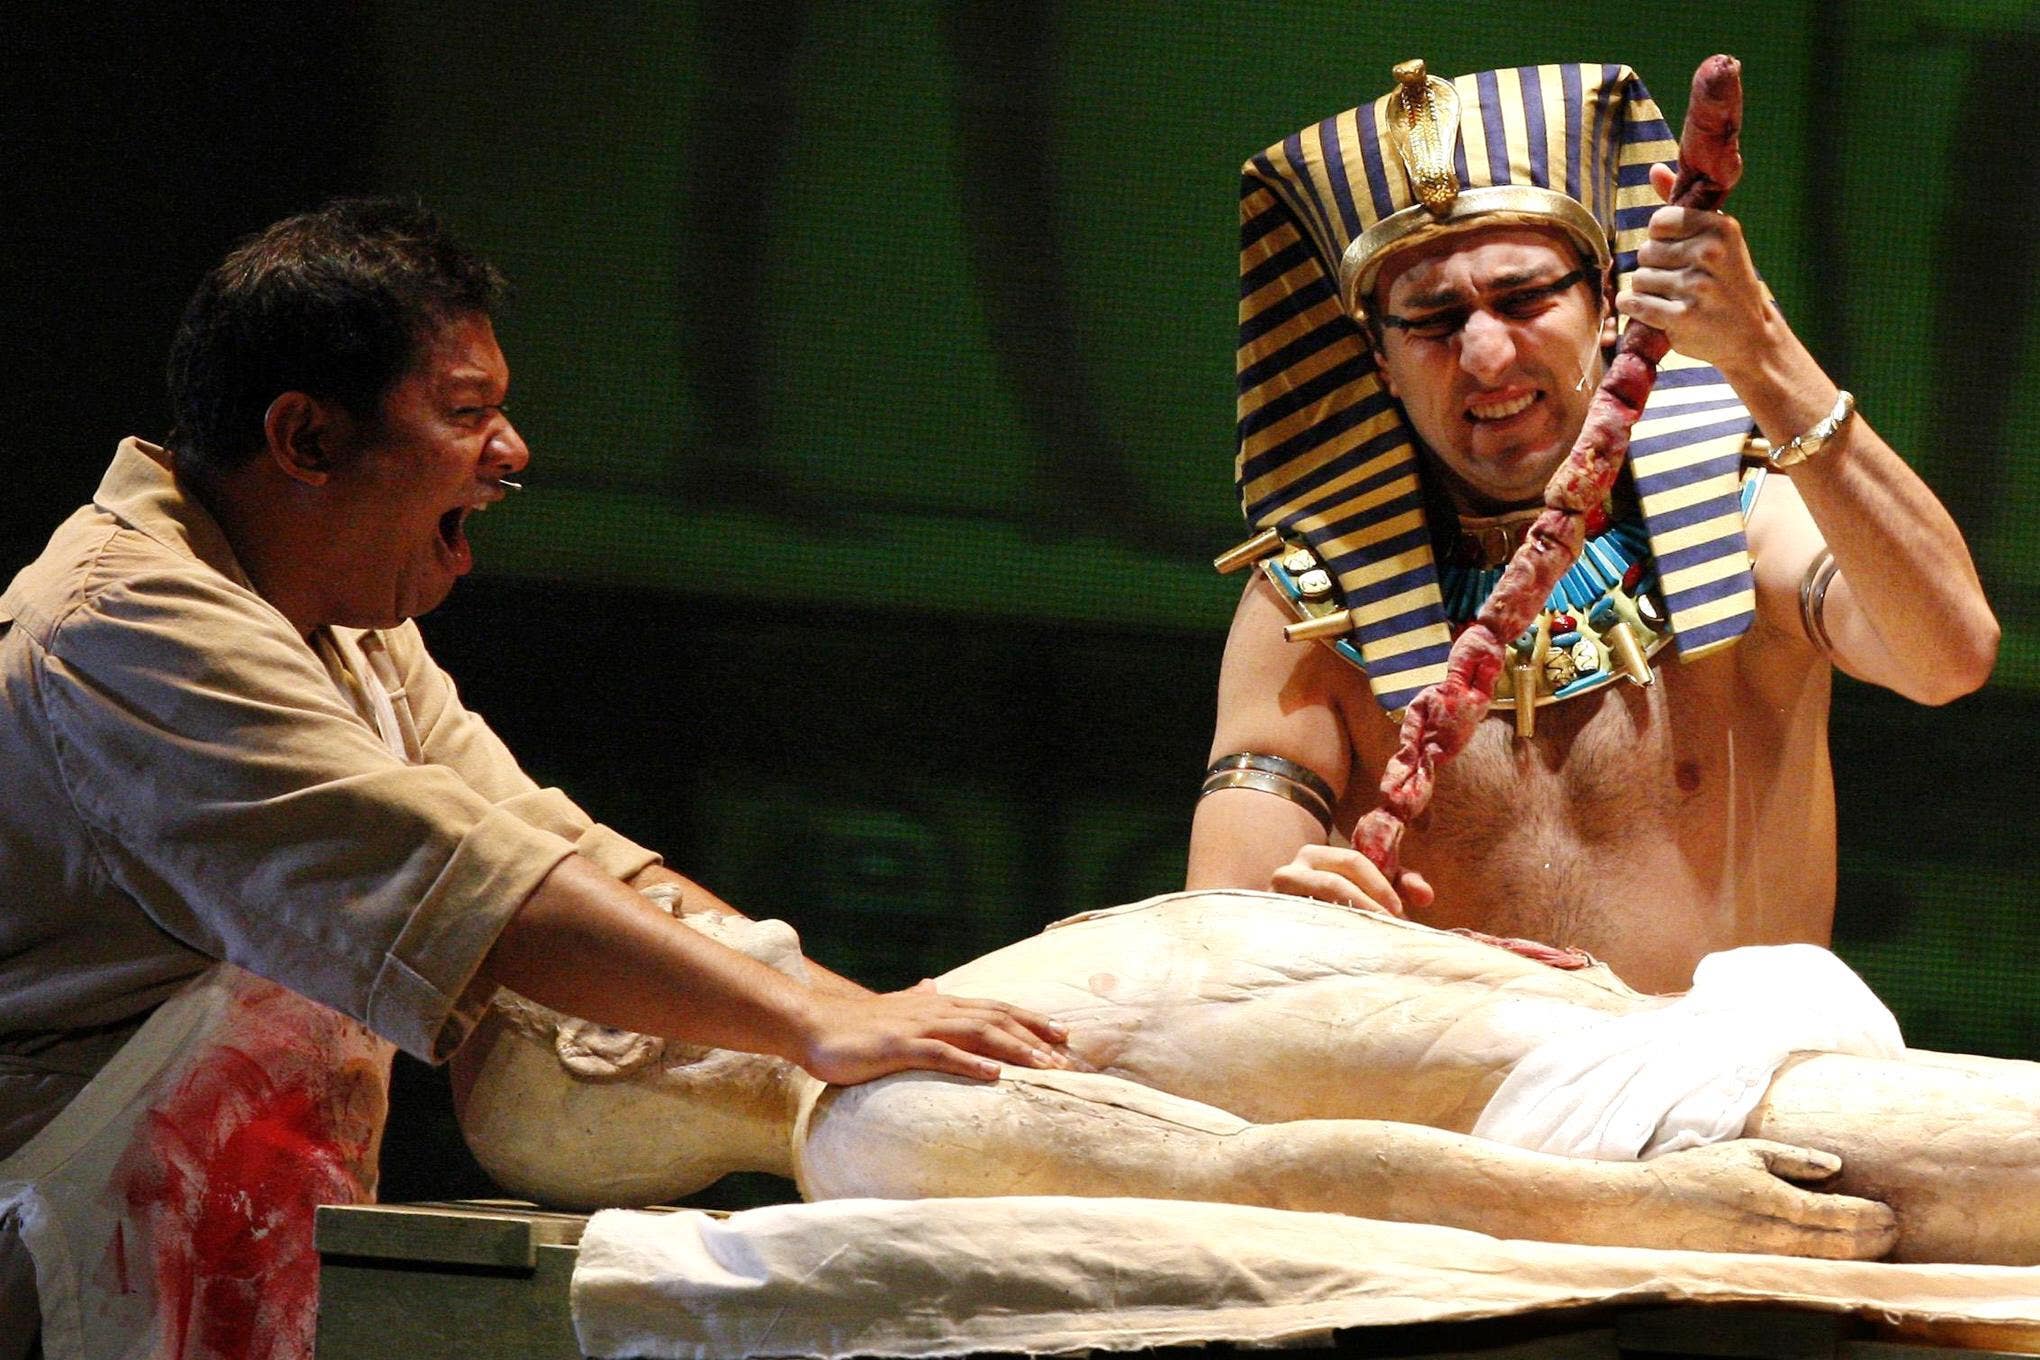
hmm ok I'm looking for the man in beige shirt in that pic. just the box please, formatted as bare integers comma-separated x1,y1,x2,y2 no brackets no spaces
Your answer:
0,199,1061,1352
1188,61,1996,994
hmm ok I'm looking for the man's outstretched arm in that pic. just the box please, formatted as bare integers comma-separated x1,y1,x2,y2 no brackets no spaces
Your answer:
624,862,875,999
482,854,1067,1086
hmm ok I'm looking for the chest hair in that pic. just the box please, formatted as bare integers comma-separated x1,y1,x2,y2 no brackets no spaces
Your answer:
1398,685,1691,943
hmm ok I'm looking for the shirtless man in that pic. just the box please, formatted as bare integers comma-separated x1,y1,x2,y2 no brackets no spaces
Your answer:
1187,61,1996,992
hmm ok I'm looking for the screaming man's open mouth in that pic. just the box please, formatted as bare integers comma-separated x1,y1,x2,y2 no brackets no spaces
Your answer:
438,486,509,568
438,506,469,551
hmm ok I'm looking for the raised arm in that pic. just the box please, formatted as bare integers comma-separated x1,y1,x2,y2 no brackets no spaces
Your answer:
1620,163,1998,703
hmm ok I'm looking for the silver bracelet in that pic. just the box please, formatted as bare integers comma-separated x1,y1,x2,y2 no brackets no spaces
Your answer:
1766,389,1856,469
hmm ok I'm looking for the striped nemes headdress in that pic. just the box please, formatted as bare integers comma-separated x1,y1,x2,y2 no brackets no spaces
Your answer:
1235,61,1758,714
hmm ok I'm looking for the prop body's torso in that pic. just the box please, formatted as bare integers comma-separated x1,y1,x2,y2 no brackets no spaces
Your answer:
1308,577,1837,995
939,893,1649,1134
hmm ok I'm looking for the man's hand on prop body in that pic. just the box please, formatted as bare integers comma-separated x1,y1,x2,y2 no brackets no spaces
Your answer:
1617,162,1777,369
796,980,1071,1087
1625,1140,1897,1260
1269,843,1434,919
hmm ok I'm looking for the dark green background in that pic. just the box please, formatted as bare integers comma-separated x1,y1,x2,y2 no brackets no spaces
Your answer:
7,2,2035,1203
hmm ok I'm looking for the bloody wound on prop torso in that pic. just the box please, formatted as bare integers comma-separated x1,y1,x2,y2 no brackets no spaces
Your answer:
1353,55,1746,880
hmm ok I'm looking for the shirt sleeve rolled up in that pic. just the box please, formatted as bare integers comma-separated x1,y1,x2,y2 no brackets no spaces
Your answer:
40,565,577,1061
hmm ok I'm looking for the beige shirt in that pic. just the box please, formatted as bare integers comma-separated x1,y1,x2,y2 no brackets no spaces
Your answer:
0,439,656,1151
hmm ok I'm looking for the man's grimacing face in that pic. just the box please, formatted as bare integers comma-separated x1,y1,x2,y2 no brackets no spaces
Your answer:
314,312,529,629
1370,226,1615,514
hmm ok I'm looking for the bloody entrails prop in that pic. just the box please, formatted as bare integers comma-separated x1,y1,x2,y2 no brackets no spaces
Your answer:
1351,54,1745,887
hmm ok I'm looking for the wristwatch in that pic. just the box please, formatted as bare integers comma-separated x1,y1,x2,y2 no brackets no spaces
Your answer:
1766,389,1856,469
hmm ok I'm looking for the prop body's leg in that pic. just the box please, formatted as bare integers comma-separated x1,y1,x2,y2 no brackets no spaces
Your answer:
801,1070,1893,1260
1744,1051,2040,1264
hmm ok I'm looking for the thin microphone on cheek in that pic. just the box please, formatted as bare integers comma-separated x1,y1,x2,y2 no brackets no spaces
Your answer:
1573,330,1607,392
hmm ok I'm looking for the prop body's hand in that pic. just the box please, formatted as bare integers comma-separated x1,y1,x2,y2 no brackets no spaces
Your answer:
1622,1139,1897,1259
1269,843,1433,918
797,982,1070,1087
1618,162,1775,368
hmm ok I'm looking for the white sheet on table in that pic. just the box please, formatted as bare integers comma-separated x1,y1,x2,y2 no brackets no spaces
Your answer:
571,1196,2040,1359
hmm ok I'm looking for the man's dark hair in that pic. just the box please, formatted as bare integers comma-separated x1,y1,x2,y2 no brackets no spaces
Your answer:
166,197,507,480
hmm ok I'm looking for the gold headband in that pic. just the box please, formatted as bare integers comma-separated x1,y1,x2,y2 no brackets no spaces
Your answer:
1340,188,1613,322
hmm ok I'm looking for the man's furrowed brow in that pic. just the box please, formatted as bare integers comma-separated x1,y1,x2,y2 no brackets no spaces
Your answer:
1396,281,1475,313
441,370,505,399
1394,266,1580,317
1504,265,1594,295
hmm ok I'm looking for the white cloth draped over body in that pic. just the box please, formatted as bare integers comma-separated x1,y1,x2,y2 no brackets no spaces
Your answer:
1473,943,1906,1159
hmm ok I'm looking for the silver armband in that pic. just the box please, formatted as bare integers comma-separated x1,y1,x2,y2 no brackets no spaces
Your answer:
1200,753,1337,834
1798,548,1840,655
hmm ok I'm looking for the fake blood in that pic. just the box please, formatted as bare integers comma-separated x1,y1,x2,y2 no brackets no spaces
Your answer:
114,974,388,1360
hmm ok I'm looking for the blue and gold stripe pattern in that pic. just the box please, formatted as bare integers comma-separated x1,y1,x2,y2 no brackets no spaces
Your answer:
1234,62,1756,712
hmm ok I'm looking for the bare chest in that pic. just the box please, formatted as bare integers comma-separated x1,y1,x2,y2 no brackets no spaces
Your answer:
1345,660,1743,950
1429,681,1702,851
